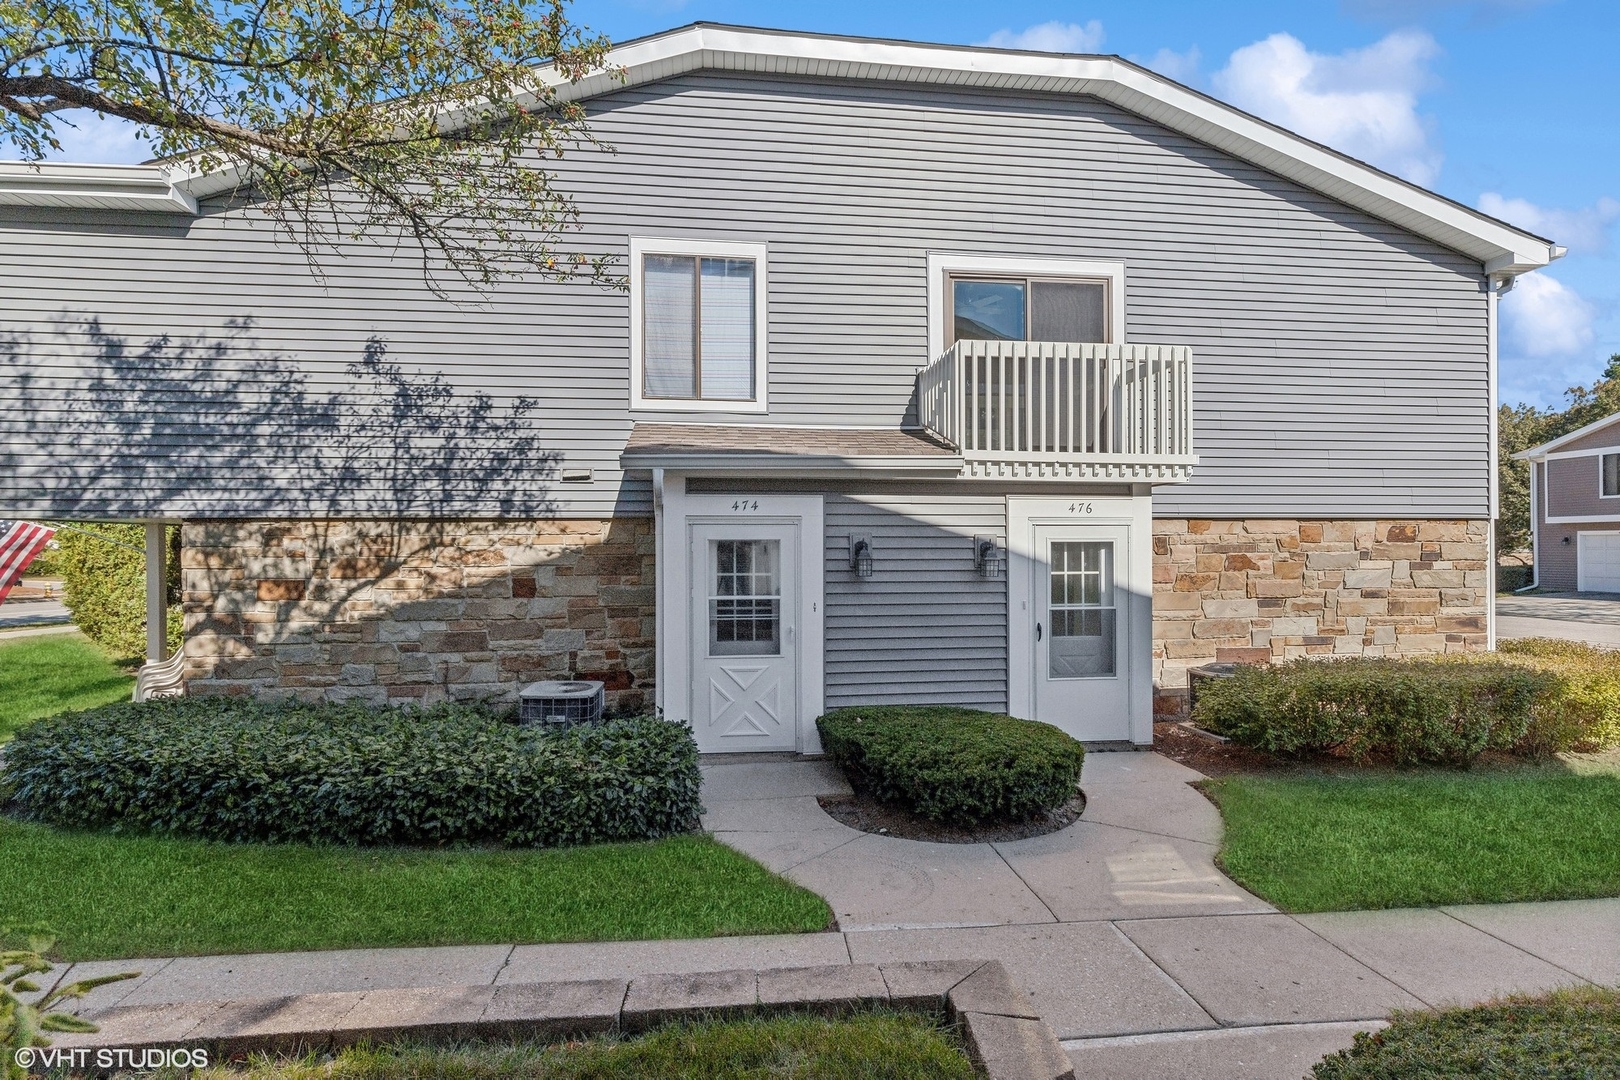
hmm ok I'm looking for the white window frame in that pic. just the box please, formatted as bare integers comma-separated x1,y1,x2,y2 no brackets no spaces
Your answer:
1601,452,1620,499
926,253,1126,360
629,236,769,414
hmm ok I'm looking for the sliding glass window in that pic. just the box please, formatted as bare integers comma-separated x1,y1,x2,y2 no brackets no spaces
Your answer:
949,276,1108,345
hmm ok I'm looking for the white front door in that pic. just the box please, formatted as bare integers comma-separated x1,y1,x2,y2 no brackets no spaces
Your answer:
689,522,800,752
1031,523,1132,741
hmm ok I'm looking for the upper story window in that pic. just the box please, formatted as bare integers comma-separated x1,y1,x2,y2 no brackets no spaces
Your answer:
1602,453,1620,497
950,276,1109,345
926,254,1126,359
630,237,768,413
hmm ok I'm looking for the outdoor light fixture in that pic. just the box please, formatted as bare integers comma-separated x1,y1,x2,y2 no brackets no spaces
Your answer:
975,534,1005,579
849,535,874,578
1563,536,1572,545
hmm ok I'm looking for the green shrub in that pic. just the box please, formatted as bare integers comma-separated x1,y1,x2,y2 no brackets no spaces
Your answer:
1311,987,1620,1079
0,700,701,848
52,524,180,660
1497,638,1620,753
816,706,1084,825
1192,658,1555,765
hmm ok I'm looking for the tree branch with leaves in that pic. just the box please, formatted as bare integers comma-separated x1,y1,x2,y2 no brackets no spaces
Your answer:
1,0,615,292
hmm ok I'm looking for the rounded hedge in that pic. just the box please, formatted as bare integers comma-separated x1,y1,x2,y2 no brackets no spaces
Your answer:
816,706,1085,825
0,699,702,847
1191,658,1556,765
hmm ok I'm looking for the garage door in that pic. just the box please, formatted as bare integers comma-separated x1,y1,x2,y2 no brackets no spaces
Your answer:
1577,532,1620,593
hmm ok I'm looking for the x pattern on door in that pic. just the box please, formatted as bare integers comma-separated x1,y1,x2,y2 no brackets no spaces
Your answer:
708,661,786,739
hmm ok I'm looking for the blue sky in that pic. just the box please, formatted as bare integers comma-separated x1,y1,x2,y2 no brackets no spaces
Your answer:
37,0,1618,409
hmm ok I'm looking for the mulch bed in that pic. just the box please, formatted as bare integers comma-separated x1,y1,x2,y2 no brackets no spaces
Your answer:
816,791,1086,844
1151,720,1287,777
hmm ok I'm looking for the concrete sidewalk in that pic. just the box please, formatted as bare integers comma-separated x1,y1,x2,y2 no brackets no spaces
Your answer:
48,752,1620,1078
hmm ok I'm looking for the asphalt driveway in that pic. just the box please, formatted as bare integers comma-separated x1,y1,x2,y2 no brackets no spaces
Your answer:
1497,591,1620,647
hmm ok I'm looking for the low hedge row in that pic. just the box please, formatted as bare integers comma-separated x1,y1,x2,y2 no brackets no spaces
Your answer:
0,699,702,847
1192,659,1554,765
1193,641,1620,765
817,706,1084,825
1496,638,1620,754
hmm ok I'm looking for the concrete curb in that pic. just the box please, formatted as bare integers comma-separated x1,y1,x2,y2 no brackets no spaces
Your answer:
50,959,1073,1079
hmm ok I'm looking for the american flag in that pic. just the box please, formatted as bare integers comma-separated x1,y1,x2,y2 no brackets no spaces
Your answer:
0,520,56,606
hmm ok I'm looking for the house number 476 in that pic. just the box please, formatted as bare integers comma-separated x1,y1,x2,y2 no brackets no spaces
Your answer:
732,500,760,512
1068,502,1094,514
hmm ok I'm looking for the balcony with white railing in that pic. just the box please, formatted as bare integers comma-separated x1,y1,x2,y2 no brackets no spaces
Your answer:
916,341,1196,481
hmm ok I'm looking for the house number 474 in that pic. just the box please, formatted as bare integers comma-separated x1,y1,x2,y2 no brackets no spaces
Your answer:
732,500,760,511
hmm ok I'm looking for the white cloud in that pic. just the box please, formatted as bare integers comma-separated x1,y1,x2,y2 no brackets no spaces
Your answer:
1502,273,1597,358
1479,193,1620,255
1142,46,1202,84
34,113,153,164
1211,30,1442,186
978,20,1105,54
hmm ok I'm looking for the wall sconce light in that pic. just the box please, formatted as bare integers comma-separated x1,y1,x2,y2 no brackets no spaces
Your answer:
849,535,875,578
1563,536,1572,545
975,534,1006,578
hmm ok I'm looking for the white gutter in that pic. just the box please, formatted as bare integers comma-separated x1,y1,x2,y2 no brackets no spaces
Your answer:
0,161,197,214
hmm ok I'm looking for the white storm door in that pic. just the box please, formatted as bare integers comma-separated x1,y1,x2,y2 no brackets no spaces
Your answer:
1578,532,1620,593
689,523,800,752
1032,524,1132,741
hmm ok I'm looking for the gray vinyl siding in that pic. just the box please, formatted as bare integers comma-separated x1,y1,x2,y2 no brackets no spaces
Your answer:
686,479,1009,710
1,72,1488,519
822,493,1007,710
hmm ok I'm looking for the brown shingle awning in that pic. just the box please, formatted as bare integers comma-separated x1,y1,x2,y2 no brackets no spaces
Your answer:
621,423,963,476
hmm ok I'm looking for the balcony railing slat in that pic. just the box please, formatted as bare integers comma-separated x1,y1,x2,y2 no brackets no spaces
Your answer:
918,340,1194,477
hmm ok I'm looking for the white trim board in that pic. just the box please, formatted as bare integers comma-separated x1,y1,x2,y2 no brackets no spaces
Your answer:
925,253,1126,361
1542,515,1620,525
1,24,1561,273
628,236,769,415
655,478,826,752
1006,493,1153,746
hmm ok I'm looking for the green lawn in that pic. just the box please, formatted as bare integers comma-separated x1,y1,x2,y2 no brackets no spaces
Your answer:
0,632,134,741
0,823,831,961
165,1013,974,1079
1205,764,1620,912
1312,987,1620,1079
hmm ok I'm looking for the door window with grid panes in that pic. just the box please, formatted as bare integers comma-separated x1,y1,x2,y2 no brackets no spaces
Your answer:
709,539,780,656
1048,540,1116,678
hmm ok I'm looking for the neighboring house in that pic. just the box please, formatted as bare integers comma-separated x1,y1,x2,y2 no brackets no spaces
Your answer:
0,24,1560,751
1515,413,1620,593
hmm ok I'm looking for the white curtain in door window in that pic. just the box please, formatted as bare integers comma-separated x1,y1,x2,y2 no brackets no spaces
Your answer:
699,258,755,400
643,255,697,398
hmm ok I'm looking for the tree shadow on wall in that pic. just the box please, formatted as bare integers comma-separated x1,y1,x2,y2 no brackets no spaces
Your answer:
1,318,559,521
2,320,567,666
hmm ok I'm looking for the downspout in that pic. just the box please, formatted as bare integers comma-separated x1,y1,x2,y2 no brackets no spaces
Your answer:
1485,274,1514,650
652,467,665,716
144,521,168,664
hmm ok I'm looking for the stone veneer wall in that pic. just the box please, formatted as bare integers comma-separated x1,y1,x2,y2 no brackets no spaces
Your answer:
182,518,655,711
1152,519,1489,718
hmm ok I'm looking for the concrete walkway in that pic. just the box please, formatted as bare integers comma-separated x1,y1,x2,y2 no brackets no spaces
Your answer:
1497,591,1620,647
48,752,1620,1079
